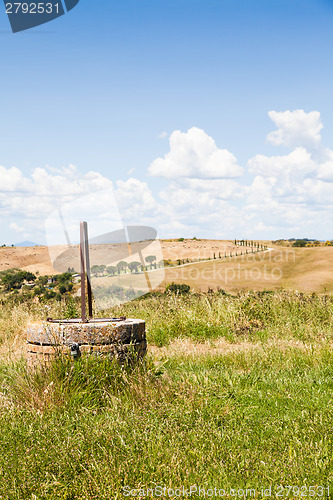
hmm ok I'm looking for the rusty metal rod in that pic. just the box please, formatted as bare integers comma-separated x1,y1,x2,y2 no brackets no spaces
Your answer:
80,221,86,322
83,221,93,319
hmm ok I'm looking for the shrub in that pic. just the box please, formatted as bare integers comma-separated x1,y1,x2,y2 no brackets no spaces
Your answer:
165,282,191,295
292,239,307,247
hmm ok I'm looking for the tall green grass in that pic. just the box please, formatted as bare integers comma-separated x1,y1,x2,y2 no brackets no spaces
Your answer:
2,289,333,348
0,346,333,498
0,290,332,498
117,290,333,346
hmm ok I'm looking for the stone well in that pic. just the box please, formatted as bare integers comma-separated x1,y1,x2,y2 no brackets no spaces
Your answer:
27,318,146,366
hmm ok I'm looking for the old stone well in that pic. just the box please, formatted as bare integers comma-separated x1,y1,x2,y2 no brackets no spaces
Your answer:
27,221,149,366
27,317,146,366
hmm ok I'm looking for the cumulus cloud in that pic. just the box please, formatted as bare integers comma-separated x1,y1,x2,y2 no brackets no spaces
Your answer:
317,150,333,181
267,110,323,149
145,118,330,238
247,148,320,199
115,178,159,221
248,147,315,178
0,166,32,192
0,165,117,243
9,222,24,232
245,110,332,237
247,111,333,213
149,127,243,179
0,110,332,243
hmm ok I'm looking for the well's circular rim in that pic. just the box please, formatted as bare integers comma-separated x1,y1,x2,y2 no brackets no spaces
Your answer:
46,316,127,324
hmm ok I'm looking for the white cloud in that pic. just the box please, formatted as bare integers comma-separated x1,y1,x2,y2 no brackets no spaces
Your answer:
0,110,332,243
267,110,323,149
248,112,333,209
150,117,332,238
115,178,159,221
181,178,244,200
245,176,277,204
158,131,168,139
149,127,243,179
0,166,32,192
248,148,320,199
317,150,333,181
0,165,114,219
9,222,24,232
301,178,333,204
0,165,117,244
253,221,275,232
248,147,316,178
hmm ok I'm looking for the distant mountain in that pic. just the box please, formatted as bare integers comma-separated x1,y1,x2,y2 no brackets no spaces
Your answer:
14,241,40,247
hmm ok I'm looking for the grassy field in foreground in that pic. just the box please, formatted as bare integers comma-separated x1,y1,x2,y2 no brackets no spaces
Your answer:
0,291,333,498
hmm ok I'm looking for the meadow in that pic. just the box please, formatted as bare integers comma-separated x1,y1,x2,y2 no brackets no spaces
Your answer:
0,289,333,498
161,246,333,293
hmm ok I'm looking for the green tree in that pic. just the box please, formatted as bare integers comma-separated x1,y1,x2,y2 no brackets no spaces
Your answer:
145,255,156,269
56,272,72,283
1,270,36,291
91,265,106,276
38,276,48,286
292,239,307,247
106,266,117,276
91,265,100,276
128,262,141,273
116,261,128,274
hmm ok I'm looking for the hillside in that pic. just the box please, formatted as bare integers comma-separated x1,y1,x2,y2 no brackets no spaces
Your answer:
0,239,247,276
0,246,54,275
161,245,333,293
0,240,332,292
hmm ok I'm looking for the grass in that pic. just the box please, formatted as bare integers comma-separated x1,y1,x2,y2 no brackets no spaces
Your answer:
1,346,333,498
117,290,333,346
0,290,333,498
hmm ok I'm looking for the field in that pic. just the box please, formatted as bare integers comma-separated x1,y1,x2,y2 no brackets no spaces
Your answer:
162,245,333,293
1,241,333,498
2,240,333,293
0,246,53,276
0,288,333,498
0,240,247,276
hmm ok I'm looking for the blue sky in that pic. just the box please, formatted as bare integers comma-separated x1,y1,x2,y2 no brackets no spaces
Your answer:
0,0,332,243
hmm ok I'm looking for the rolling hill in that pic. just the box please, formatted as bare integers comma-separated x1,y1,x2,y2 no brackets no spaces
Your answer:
0,240,332,292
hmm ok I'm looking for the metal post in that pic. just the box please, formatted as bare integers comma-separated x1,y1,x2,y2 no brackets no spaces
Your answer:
80,221,86,322
83,221,93,319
